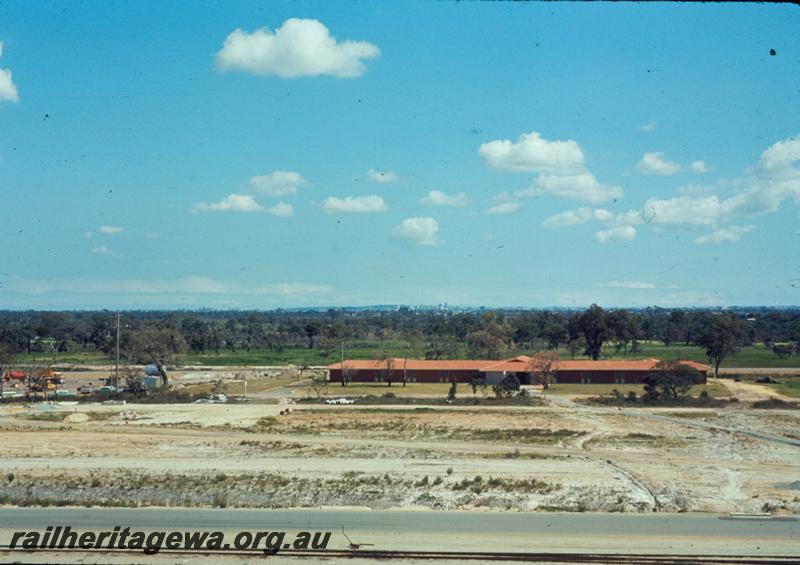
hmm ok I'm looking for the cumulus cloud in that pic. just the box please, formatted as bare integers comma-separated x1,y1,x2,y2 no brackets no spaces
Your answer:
605,280,656,289
0,42,19,103
321,195,387,214
419,190,468,207
192,194,264,213
478,131,585,174
695,225,754,244
756,136,800,180
595,225,636,243
265,201,294,217
690,160,712,173
393,217,440,245
614,135,799,242
216,18,380,78
641,194,725,226
99,225,123,234
247,170,308,196
484,202,520,215
636,152,681,176
517,172,623,204
367,168,399,184
542,207,612,228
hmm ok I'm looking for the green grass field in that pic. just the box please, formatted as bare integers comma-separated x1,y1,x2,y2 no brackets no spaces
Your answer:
16,341,800,369
772,381,800,398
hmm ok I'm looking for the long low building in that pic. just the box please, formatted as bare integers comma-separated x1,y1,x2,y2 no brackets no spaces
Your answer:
327,355,709,385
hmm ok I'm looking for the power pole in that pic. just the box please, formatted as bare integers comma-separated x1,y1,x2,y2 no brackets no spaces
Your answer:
114,312,120,390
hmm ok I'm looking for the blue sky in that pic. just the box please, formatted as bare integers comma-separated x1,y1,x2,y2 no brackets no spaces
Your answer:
1,1,799,309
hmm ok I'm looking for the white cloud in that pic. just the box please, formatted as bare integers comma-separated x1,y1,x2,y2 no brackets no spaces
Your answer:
595,225,636,243
145,232,161,240
0,42,19,103
605,280,656,289
321,195,387,214
613,136,800,239
247,170,308,196
542,207,612,228
722,180,800,218
216,18,380,78
98,225,123,234
83,231,94,240
265,201,293,217
367,168,399,184
641,194,725,226
393,217,440,245
420,190,468,207
518,172,623,204
756,135,800,180
484,202,520,215
690,160,712,174
478,131,585,174
613,209,645,227
192,194,264,213
695,225,754,244
92,246,119,257
639,120,657,133
593,209,613,221
636,152,681,176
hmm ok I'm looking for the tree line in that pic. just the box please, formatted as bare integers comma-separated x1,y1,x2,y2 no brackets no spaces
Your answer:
0,306,798,375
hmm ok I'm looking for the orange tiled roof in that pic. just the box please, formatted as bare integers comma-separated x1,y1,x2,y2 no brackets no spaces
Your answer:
328,357,711,372
327,358,493,371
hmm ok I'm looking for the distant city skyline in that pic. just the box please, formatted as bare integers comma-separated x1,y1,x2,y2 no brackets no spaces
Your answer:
1,2,799,309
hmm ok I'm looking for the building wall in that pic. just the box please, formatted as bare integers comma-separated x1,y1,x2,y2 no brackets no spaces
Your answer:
554,369,707,385
330,366,708,385
329,368,483,383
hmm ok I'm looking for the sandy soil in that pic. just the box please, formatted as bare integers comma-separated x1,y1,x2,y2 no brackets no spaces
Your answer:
1,388,799,515
716,378,794,401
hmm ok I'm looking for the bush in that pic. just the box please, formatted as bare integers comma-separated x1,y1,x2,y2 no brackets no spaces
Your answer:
212,493,228,508
752,398,799,409
492,374,521,398
447,381,457,401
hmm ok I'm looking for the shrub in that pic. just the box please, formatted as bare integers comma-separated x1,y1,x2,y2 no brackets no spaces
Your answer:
212,493,228,508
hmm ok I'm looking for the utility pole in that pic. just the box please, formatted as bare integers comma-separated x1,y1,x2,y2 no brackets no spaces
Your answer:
114,312,120,390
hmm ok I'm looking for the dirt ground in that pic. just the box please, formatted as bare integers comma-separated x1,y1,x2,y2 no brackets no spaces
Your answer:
1,369,799,516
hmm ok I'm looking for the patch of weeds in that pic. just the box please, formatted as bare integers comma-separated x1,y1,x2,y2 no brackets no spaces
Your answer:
451,475,557,494
752,399,799,410
86,411,116,421
23,412,68,422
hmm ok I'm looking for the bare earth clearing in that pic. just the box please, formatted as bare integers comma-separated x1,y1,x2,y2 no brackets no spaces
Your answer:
1,371,798,517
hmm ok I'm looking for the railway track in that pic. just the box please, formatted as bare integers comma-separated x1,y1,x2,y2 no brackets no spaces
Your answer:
1,547,798,563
